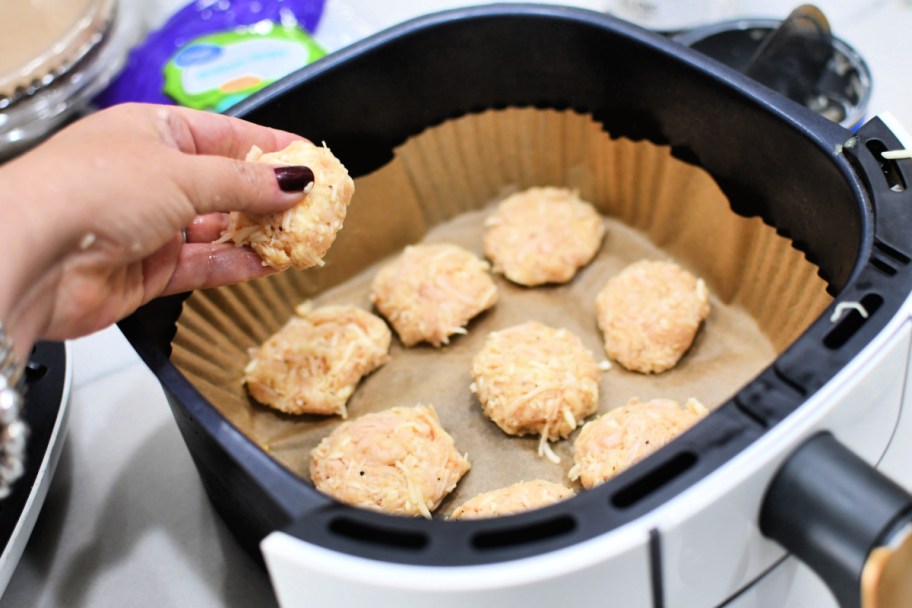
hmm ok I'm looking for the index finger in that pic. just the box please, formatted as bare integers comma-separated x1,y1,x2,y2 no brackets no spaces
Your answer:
163,105,305,158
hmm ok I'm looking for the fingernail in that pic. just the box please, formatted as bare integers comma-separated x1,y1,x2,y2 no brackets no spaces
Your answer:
274,165,315,193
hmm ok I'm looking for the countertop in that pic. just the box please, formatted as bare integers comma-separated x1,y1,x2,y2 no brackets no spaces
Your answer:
4,1,912,606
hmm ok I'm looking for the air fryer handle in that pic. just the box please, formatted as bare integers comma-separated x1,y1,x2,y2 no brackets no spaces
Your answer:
760,432,912,608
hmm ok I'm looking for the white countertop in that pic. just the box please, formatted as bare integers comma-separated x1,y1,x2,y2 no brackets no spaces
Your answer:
3,1,912,606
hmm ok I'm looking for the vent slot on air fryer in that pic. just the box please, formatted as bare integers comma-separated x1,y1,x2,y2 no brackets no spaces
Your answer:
329,517,429,550
823,293,883,350
871,240,911,277
866,139,907,192
870,256,898,277
611,451,698,509
471,515,577,550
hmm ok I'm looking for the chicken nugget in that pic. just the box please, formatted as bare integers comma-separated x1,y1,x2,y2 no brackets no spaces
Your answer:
310,405,471,518
596,260,710,373
470,321,599,463
221,140,354,270
569,397,708,489
244,304,390,417
371,243,498,347
450,480,574,519
483,187,605,286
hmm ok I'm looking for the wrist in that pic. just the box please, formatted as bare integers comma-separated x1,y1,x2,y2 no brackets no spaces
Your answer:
0,322,27,499
0,156,69,355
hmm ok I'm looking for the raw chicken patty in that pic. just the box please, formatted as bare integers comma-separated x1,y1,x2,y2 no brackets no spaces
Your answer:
244,303,390,417
483,187,605,286
450,480,575,519
596,260,710,374
569,397,708,489
310,405,471,517
220,140,355,270
470,321,600,463
370,243,498,347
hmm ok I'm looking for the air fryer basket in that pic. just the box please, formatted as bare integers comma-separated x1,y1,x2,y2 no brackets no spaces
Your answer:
119,5,912,607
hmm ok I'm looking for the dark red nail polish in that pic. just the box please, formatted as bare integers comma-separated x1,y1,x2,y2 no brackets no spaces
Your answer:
274,165,315,193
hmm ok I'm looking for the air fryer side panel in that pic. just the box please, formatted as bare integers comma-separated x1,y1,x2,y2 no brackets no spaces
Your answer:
262,521,655,607
657,319,910,608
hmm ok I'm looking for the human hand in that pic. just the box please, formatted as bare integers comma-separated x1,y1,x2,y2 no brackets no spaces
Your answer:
0,103,312,357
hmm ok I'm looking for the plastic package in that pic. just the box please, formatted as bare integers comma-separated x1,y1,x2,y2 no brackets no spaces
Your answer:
97,0,380,112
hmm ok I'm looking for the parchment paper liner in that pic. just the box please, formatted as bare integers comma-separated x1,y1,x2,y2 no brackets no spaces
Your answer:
171,108,832,517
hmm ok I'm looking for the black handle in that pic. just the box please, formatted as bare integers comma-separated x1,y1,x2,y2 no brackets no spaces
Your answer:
760,432,912,608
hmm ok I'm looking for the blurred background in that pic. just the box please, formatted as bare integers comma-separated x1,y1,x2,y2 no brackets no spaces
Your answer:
1,1,910,607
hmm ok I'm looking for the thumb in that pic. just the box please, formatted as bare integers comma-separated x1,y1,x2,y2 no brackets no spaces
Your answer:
174,154,314,216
